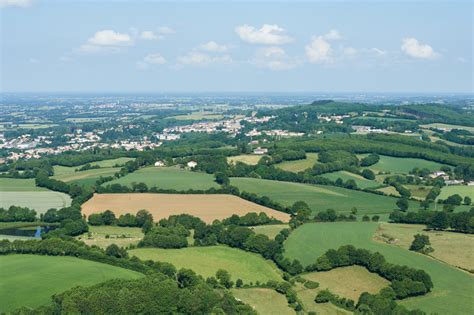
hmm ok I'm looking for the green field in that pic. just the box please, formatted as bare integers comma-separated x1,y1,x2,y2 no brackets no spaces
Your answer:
231,288,295,315
105,167,219,190
251,224,288,239
320,171,381,189
369,155,447,174
0,254,142,312
52,167,120,186
129,246,282,284
0,178,47,191
438,185,474,200
53,157,134,176
77,225,144,249
227,154,262,165
230,177,416,216
275,153,319,172
0,181,71,213
420,123,474,133
284,222,474,314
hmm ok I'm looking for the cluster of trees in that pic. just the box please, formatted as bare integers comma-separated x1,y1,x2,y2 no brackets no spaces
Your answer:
409,234,433,254
222,212,282,226
307,245,433,299
438,194,471,206
0,206,36,222
40,206,89,237
315,289,355,311
389,208,474,233
314,209,357,222
360,153,380,167
139,225,189,249
356,290,425,315
88,209,153,229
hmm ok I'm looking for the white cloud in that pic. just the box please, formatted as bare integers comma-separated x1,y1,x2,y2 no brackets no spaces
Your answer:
252,47,298,71
0,0,33,8
235,24,292,45
79,30,132,54
177,51,232,66
200,41,228,52
322,29,342,41
401,37,439,59
157,26,175,34
87,30,132,46
343,47,358,57
140,31,162,41
370,48,387,56
305,36,332,63
143,53,167,65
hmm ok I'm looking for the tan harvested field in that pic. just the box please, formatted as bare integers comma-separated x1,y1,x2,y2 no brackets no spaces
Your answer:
82,193,290,223
303,266,390,301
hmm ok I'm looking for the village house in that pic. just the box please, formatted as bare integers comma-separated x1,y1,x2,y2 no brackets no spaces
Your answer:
253,147,268,155
187,161,198,168
154,161,165,167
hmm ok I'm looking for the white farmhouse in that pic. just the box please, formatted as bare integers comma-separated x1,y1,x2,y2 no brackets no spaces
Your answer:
187,161,198,168
154,161,165,167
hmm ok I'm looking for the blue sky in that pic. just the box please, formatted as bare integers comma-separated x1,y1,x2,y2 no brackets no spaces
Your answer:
1,0,472,93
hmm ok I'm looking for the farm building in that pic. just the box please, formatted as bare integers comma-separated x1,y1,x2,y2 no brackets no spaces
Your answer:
154,161,165,167
187,161,198,168
253,147,268,155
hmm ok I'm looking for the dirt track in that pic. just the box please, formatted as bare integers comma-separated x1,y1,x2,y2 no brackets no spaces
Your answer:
82,193,290,223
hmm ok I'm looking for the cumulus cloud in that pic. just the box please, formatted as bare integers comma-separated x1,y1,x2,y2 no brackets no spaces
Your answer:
305,36,333,63
322,29,342,41
140,31,162,41
200,41,228,52
252,47,299,71
235,24,292,45
177,51,232,66
401,37,439,59
0,0,33,8
79,30,132,54
143,53,167,65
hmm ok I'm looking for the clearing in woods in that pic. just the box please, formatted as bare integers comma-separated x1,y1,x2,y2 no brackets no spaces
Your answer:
274,153,319,172
82,193,290,223
129,246,282,283
77,225,144,249
231,288,295,315
227,154,262,165
302,266,390,301
283,222,474,315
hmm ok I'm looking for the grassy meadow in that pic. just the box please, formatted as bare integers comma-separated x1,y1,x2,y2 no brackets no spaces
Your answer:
104,167,219,190
375,223,474,272
320,170,380,189
231,288,295,315
0,254,141,312
77,225,144,249
368,155,447,174
303,266,390,301
438,185,474,200
230,177,416,216
275,153,319,172
227,154,262,165
0,178,71,213
52,167,120,186
251,224,288,239
283,222,474,314
129,246,282,284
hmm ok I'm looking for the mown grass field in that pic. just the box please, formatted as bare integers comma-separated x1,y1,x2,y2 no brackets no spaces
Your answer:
0,178,71,213
0,254,142,312
251,224,288,239
374,223,474,272
227,154,262,165
303,266,389,301
230,177,416,216
104,167,219,190
369,155,447,174
295,283,351,315
320,171,380,189
231,288,295,315
52,167,120,186
0,178,48,191
129,246,282,283
283,222,474,314
77,225,144,249
438,185,474,200
52,158,134,176
275,153,319,172
83,193,290,223
406,185,432,200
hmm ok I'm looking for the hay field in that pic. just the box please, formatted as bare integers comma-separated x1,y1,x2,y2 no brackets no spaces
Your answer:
231,288,295,315
275,153,319,172
82,193,290,223
303,266,389,301
227,154,262,165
